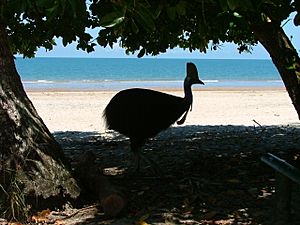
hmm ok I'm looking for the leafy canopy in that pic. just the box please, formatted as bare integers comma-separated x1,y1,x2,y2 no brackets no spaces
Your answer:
1,0,93,57
93,0,298,57
1,0,299,58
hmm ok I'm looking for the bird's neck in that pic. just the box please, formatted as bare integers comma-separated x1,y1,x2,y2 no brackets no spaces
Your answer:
184,78,193,106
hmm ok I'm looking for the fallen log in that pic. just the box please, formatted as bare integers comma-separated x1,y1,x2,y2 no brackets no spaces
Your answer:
75,151,126,217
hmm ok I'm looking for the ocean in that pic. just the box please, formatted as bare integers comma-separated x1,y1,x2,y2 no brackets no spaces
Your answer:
15,57,283,90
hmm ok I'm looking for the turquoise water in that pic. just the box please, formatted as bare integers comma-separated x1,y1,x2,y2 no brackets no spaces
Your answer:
15,57,283,90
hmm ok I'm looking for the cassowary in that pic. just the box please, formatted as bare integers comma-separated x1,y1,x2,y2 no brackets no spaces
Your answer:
103,62,204,171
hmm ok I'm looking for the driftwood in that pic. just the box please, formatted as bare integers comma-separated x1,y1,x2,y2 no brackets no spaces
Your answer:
75,151,126,217
261,153,300,224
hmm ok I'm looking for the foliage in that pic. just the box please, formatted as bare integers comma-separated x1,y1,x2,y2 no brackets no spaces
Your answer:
0,0,94,57
0,173,28,221
0,0,298,58
92,0,296,57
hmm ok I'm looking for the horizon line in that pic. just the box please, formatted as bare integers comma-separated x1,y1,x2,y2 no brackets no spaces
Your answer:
15,56,272,60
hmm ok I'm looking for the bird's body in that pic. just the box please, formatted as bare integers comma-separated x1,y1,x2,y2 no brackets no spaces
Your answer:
104,88,190,148
103,62,204,171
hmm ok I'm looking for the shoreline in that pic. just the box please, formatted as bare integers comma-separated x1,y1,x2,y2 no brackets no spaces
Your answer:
22,79,284,92
25,86,286,93
27,88,299,132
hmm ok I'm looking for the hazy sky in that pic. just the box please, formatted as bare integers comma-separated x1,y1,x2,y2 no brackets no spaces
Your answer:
36,18,300,59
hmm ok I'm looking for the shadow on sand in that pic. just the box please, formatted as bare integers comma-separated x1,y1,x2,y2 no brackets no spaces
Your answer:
52,125,300,225
53,124,300,173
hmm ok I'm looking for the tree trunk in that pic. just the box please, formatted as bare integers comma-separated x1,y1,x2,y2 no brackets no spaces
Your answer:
0,23,80,219
252,22,300,119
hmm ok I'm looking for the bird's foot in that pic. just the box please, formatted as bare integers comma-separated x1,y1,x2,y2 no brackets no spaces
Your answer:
128,153,162,176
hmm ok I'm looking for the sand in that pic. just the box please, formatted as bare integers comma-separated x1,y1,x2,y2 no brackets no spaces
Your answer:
26,88,300,132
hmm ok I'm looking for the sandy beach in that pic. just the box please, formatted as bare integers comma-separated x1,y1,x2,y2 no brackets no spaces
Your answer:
24,88,300,224
27,87,299,132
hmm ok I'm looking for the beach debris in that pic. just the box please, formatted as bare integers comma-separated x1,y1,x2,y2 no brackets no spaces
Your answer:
31,209,51,223
252,119,262,127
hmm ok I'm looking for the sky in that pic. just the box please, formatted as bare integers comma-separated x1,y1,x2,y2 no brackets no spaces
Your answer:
35,17,300,60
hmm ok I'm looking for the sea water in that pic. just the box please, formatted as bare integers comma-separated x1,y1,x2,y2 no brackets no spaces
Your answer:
15,57,283,90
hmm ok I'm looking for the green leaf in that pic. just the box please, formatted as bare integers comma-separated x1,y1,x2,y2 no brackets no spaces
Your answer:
286,63,296,70
97,35,108,47
67,0,78,17
167,6,176,20
131,19,139,33
227,0,240,10
62,38,68,46
227,0,253,11
100,12,125,28
233,12,242,18
153,4,163,19
134,4,155,32
241,0,254,10
219,0,228,10
176,0,186,16
137,48,146,58
46,5,58,14
294,13,300,26
261,0,276,5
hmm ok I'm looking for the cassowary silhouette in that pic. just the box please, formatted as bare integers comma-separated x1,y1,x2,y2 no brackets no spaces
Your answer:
103,62,204,171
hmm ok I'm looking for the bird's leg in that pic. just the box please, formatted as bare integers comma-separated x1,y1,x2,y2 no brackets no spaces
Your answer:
130,140,143,172
130,142,161,174
132,148,141,172
129,139,163,175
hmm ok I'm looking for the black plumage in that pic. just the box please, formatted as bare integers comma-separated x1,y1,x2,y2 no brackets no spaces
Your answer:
103,62,204,170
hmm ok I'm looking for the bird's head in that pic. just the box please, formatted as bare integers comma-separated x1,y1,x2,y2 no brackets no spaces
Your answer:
185,62,204,86
178,62,203,125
